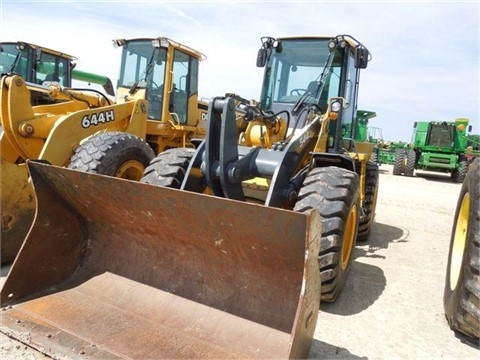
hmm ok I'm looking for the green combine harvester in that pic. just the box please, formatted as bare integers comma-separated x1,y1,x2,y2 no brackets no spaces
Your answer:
393,118,479,182
354,110,383,163
355,109,378,142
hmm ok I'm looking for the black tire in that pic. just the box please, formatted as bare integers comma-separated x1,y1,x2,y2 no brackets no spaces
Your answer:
404,149,416,177
393,148,405,175
444,158,480,341
69,132,155,180
451,157,469,183
357,162,379,242
294,166,360,302
140,147,196,188
369,151,378,165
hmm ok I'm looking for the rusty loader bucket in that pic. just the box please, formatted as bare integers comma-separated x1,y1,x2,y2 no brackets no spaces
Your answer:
1,161,321,359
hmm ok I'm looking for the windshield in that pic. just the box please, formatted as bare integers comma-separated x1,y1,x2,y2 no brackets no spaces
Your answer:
0,43,29,77
118,40,167,90
36,52,70,85
260,38,342,111
1,43,71,86
118,40,168,120
427,123,455,148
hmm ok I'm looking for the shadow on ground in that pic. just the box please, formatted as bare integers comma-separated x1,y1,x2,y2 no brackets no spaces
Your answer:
453,331,480,350
321,221,408,316
414,171,462,184
355,221,408,259
322,261,386,316
308,338,367,359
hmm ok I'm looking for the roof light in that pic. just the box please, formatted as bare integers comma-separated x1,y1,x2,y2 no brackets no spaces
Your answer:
153,38,169,48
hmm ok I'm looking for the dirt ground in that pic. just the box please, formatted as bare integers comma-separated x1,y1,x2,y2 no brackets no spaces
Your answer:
1,164,479,359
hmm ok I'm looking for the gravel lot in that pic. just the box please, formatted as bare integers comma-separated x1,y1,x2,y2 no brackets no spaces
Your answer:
1,164,479,359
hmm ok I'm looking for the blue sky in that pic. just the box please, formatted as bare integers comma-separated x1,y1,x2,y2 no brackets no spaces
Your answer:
1,1,478,141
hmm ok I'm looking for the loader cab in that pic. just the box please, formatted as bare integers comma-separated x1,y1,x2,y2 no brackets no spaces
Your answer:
258,36,368,153
115,38,204,126
0,42,74,87
258,37,337,114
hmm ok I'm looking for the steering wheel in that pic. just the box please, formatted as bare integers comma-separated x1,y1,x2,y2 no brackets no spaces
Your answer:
290,88,307,96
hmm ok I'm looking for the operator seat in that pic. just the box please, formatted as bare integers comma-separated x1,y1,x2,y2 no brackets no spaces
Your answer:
45,73,59,82
307,81,321,97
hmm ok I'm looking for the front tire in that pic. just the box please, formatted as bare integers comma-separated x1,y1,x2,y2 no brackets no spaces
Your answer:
444,158,480,340
294,166,360,302
141,147,196,188
393,148,405,175
451,157,468,183
69,132,154,180
369,150,379,165
404,149,416,177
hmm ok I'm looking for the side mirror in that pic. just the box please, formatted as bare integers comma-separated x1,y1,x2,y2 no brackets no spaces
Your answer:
355,47,369,69
256,49,267,67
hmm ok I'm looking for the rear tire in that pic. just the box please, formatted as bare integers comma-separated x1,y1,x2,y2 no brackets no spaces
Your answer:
393,148,405,175
141,147,195,188
357,162,379,242
444,158,480,341
69,132,154,180
404,149,416,177
294,166,360,302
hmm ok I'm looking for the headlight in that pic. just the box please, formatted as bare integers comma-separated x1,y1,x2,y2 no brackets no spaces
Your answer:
331,101,342,112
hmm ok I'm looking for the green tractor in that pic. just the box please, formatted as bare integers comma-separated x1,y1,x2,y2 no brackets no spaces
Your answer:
377,140,409,165
393,118,477,182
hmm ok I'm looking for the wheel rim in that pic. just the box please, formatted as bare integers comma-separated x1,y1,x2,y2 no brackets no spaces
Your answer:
449,192,470,290
115,160,145,180
341,204,358,270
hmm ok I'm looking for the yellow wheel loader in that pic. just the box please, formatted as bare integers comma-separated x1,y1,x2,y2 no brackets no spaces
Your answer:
142,35,379,302
0,34,377,358
0,41,115,102
0,37,208,264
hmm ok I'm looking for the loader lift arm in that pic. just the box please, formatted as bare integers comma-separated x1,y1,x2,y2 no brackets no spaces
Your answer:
193,95,327,208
